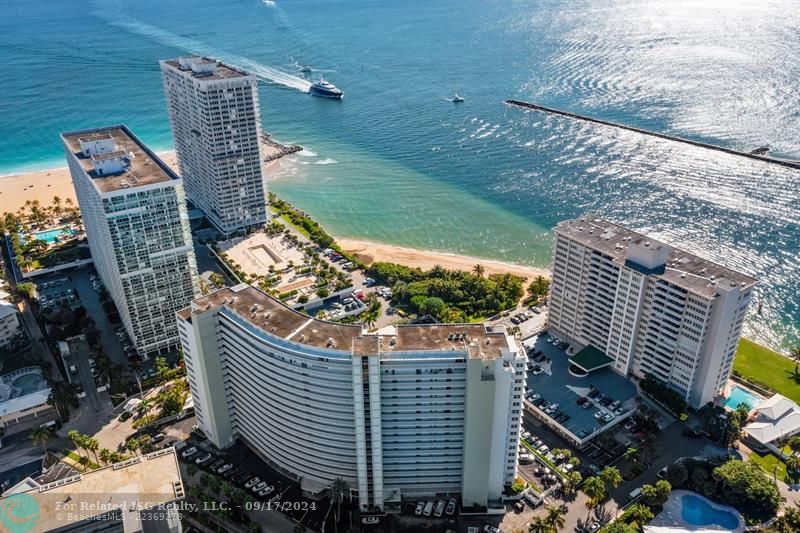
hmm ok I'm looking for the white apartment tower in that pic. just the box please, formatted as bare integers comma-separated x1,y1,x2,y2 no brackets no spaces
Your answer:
62,126,200,356
160,57,268,235
548,216,756,408
177,284,526,511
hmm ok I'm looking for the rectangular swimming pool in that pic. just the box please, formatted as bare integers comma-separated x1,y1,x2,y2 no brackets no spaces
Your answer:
724,385,763,410
25,227,75,244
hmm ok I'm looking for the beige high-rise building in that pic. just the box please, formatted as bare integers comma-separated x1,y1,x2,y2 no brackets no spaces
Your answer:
62,125,200,356
160,57,267,235
548,215,756,408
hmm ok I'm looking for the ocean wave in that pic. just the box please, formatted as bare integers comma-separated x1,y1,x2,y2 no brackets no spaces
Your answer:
314,158,338,165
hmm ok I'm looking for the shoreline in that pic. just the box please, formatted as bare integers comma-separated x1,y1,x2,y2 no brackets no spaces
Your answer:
338,237,549,284
0,137,296,215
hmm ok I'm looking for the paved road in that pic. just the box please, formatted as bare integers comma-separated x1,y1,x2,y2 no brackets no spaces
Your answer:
68,268,128,366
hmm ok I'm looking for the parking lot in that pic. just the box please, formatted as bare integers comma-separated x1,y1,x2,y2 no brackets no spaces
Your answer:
35,276,79,311
179,437,327,532
523,332,638,443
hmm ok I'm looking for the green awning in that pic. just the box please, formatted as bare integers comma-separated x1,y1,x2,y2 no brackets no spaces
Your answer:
569,345,614,372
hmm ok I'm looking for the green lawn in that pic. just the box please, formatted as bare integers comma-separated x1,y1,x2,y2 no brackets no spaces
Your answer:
733,338,800,403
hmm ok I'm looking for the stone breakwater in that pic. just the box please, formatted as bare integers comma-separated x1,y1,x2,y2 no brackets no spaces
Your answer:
261,133,303,162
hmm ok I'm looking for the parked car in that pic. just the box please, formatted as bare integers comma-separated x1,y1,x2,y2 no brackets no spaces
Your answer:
217,463,233,474
209,459,225,470
414,502,425,516
434,500,446,518
118,411,133,422
484,526,500,533
253,482,268,493
657,467,668,479
445,498,457,516
362,516,380,525
245,477,261,489
195,453,213,465
181,446,198,459
258,485,274,497
423,501,434,517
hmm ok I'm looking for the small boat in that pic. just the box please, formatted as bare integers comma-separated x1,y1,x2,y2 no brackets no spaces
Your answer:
309,78,343,99
451,93,464,103
750,145,770,155
299,65,312,73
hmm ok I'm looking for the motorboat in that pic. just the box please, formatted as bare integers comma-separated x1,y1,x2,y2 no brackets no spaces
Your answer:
309,78,343,99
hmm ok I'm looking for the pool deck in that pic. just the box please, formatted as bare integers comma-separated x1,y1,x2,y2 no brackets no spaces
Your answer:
722,381,766,411
650,490,745,532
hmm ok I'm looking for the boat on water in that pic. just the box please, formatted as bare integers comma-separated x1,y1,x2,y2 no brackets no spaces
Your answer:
309,78,343,99
451,93,464,103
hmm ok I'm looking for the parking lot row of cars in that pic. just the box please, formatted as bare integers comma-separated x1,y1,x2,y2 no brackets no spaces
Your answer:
37,278,77,310
180,444,280,500
412,498,458,519
509,307,541,325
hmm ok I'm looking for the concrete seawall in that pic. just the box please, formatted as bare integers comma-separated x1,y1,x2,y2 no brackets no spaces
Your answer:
505,99,800,170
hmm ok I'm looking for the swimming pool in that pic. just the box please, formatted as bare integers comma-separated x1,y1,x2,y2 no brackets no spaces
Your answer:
724,385,763,410
681,493,741,530
21,227,75,245
35,227,74,243
12,373,46,395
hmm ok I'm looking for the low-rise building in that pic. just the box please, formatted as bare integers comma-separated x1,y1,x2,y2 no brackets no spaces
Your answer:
0,296,22,348
0,367,57,437
742,394,800,454
0,448,184,533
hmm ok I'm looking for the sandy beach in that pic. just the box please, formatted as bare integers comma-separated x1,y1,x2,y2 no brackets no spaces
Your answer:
0,141,290,215
339,238,549,283
1,146,549,282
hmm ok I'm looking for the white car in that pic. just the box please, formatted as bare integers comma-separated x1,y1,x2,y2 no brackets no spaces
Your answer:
253,482,268,493
181,446,197,458
484,526,500,533
258,485,274,497
217,463,233,474
594,409,607,419
538,444,549,454
245,477,261,489
521,431,531,440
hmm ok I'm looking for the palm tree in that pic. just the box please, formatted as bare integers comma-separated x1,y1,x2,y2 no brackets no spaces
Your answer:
600,466,622,490
544,504,566,532
793,346,800,376
99,448,112,465
329,477,349,533
623,446,640,465
786,454,800,473
30,426,51,456
84,436,100,465
582,476,606,519
472,264,485,277
528,517,550,533
67,430,84,459
78,456,92,472
126,437,140,457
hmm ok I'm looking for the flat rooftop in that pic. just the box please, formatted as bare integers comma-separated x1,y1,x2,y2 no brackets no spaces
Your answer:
62,126,178,194
555,216,758,298
162,57,251,81
179,284,512,359
1,449,183,532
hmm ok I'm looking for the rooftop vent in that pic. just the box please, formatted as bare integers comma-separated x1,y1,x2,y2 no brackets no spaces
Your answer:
299,334,305,342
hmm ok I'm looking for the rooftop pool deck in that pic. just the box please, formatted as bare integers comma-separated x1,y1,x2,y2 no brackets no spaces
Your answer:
19,226,76,245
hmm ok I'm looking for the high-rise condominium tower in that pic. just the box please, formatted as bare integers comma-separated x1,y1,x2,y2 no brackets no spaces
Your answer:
548,215,756,408
160,57,267,235
62,125,200,356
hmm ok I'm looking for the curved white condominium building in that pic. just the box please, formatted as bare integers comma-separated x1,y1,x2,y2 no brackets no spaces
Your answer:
177,284,525,511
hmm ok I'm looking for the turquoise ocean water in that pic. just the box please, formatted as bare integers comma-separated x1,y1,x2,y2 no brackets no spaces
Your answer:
1,0,798,350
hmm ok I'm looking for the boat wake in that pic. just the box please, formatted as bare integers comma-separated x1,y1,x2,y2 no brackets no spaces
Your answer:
104,17,311,92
